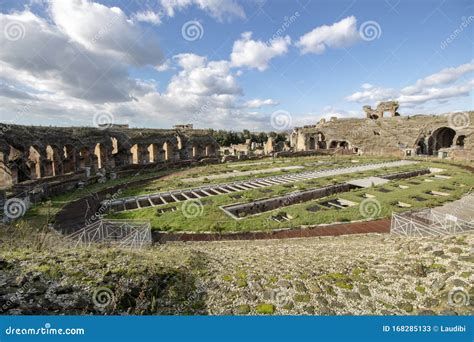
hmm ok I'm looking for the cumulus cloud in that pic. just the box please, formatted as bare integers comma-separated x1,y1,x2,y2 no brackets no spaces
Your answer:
296,16,360,54
243,98,279,108
160,0,245,21
132,10,162,25
231,32,291,71
345,61,474,108
345,84,397,103
0,10,152,103
50,0,163,66
401,61,474,95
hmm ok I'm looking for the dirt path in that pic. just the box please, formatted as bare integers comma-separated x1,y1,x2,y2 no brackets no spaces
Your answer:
153,218,391,243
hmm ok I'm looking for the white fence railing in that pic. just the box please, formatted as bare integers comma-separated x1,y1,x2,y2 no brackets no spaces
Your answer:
67,219,152,249
390,209,474,237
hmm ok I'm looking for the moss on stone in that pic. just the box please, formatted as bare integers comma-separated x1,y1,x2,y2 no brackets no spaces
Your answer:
256,303,275,314
294,293,311,303
237,304,251,314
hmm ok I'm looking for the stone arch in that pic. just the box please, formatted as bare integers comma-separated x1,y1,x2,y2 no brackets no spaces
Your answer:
317,132,326,149
428,127,456,155
45,145,62,177
192,144,205,158
63,144,77,174
456,135,466,148
329,140,350,149
205,144,216,157
111,137,119,154
94,143,107,169
309,137,316,150
163,141,174,161
147,143,159,163
27,145,43,179
130,144,139,164
416,137,427,155
78,146,92,169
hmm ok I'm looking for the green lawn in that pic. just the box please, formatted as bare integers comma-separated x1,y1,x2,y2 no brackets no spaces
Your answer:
106,159,474,232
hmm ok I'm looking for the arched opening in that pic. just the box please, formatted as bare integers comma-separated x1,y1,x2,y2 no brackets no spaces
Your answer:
148,144,159,163
163,141,174,161
329,141,338,149
205,144,216,157
94,143,107,169
79,147,92,169
27,145,42,179
63,145,77,174
339,141,349,149
192,145,205,158
130,144,139,164
416,137,427,155
45,145,61,177
308,137,316,150
456,135,465,148
317,132,326,149
428,127,456,155
111,137,119,154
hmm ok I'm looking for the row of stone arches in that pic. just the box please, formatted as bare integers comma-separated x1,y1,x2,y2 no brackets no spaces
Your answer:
3,138,218,186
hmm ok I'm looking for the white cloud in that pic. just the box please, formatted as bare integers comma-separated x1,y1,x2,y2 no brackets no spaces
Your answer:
401,60,474,95
231,32,291,71
0,10,150,103
243,98,279,108
296,16,360,54
345,61,474,108
160,0,245,21
398,80,474,107
132,10,162,25
50,0,163,66
345,85,397,103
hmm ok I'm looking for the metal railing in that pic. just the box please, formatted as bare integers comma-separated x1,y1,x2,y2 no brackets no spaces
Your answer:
391,209,474,237
66,219,152,249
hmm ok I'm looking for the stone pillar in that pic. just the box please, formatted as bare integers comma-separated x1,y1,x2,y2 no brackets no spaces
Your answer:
138,145,150,164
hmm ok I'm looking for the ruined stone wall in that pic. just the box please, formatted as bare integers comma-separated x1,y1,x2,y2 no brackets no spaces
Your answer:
292,111,474,160
0,124,220,189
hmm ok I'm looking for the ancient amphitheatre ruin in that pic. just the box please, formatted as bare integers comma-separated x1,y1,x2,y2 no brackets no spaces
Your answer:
1,103,473,315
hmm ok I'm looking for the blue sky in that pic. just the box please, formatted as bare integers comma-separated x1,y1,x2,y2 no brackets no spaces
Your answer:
0,0,472,130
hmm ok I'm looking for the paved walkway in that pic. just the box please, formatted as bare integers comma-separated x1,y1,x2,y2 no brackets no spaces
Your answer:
182,165,304,183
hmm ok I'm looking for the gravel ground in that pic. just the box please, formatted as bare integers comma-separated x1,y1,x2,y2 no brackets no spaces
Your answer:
0,232,472,315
